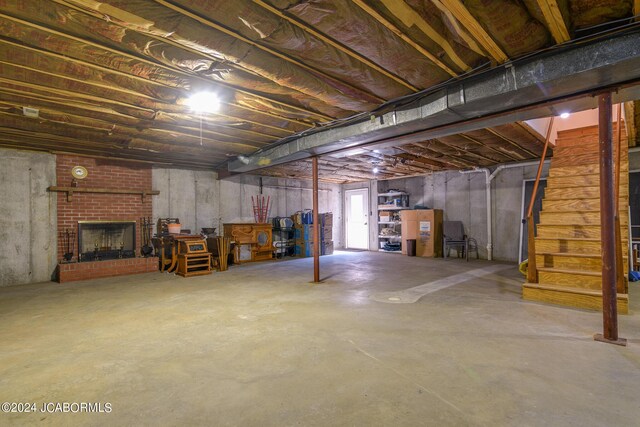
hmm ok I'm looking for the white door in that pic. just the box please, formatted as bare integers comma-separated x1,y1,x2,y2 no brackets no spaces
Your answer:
345,188,369,250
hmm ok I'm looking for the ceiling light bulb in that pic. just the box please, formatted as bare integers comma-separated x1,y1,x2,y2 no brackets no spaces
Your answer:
373,167,379,174
560,112,570,119
187,92,220,114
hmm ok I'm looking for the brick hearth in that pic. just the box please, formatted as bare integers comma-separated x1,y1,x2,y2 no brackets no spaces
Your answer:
57,257,159,283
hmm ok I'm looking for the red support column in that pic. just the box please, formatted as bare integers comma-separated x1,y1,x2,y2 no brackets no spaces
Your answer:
594,92,626,346
312,156,320,283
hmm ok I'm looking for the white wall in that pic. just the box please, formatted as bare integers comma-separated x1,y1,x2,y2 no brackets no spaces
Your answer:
353,162,552,262
152,169,344,247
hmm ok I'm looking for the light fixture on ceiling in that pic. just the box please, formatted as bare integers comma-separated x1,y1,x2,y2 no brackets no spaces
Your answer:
373,167,380,174
187,92,219,147
560,112,570,119
187,92,220,114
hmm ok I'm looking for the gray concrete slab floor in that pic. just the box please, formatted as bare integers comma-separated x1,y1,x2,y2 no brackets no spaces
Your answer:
1,251,639,426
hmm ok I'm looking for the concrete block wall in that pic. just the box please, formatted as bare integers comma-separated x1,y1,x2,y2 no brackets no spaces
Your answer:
0,149,57,286
152,169,344,247
366,162,552,262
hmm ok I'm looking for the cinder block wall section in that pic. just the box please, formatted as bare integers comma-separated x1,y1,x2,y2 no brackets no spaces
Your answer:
371,163,553,262
0,149,57,286
152,168,344,247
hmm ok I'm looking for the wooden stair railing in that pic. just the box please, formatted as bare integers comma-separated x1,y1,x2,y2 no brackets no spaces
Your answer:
614,104,625,293
526,117,555,284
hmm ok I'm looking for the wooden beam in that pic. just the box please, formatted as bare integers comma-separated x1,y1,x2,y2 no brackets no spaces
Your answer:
351,0,458,76
396,146,470,169
0,67,294,137
377,0,470,71
483,128,539,158
0,107,261,154
153,0,385,103
535,0,571,44
38,2,340,121
399,141,478,168
48,186,160,202
435,0,508,63
251,0,419,92
0,37,311,131
0,84,284,142
624,101,637,147
429,136,506,163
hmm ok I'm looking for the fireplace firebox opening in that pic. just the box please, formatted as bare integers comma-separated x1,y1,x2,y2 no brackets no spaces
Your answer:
78,221,136,262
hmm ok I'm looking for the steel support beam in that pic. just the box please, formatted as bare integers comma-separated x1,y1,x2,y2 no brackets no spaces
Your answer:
594,93,627,346
312,157,320,283
228,30,640,173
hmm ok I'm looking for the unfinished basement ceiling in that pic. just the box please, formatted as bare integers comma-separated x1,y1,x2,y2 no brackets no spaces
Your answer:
0,0,636,179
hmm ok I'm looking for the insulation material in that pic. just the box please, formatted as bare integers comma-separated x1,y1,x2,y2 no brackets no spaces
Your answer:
369,0,486,72
58,0,382,112
1,1,351,122
522,0,571,32
464,0,551,57
272,0,453,89
568,0,633,29
169,0,413,99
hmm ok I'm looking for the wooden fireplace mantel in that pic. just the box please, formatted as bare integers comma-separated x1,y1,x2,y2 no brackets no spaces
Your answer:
48,186,160,202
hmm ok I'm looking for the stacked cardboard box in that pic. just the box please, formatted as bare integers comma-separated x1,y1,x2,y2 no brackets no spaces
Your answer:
293,212,334,257
293,224,323,257
320,212,333,255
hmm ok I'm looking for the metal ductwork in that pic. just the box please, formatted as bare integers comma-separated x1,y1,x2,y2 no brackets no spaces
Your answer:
228,30,640,173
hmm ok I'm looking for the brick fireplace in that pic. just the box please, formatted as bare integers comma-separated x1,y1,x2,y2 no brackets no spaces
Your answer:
55,155,158,282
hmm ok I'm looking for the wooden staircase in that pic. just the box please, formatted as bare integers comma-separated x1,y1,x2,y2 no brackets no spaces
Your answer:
522,124,629,313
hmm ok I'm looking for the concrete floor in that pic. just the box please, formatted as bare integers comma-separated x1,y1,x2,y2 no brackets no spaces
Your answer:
1,252,639,426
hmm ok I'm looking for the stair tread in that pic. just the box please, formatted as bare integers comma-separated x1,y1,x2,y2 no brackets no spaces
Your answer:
537,251,628,259
536,237,628,244
538,267,601,276
523,282,629,298
536,237,599,241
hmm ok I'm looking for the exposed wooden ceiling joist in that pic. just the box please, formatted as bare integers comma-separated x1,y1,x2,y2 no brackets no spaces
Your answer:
535,0,571,44
153,0,386,104
250,0,419,93
0,11,335,124
350,0,458,76
0,0,634,179
434,0,508,63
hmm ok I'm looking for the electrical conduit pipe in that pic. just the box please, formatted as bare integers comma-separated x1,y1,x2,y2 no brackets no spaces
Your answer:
459,160,549,261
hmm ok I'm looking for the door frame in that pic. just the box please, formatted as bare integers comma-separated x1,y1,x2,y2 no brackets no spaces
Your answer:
344,188,370,250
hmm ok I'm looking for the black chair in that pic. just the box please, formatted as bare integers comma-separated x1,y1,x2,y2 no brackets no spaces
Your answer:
443,221,477,261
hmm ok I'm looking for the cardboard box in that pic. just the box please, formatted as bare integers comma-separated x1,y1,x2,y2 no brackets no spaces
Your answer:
400,209,443,257
323,225,332,240
323,240,334,255
379,212,392,222
294,240,323,257
320,212,333,228
294,241,313,257
293,224,321,241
